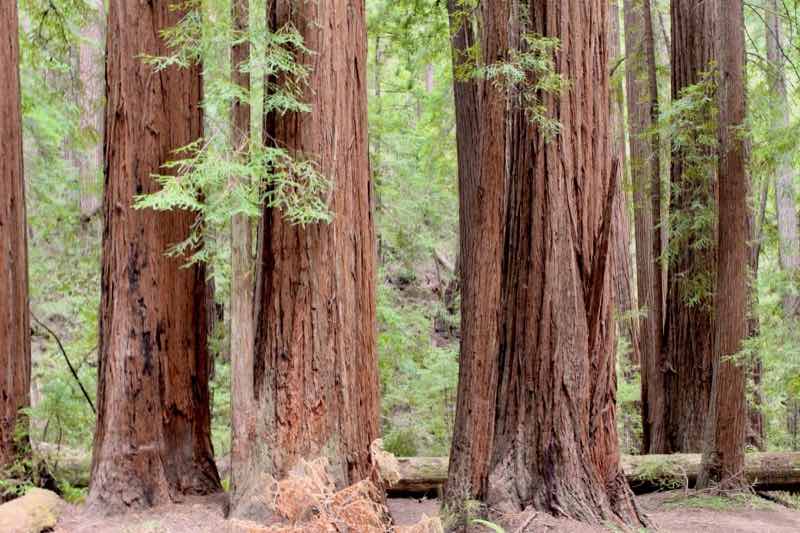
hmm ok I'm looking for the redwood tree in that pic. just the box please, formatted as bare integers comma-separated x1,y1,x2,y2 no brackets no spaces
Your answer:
0,0,31,469
88,0,220,511
623,0,666,453
698,0,749,489
662,0,718,453
232,0,379,514
445,1,643,526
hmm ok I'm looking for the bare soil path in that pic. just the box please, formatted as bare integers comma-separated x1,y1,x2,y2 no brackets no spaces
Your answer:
52,491,800,532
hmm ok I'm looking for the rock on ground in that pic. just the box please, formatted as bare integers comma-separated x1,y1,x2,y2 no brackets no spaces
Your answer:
0,488,65,533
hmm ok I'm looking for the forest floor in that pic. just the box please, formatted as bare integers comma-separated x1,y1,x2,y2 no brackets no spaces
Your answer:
50,490,800,532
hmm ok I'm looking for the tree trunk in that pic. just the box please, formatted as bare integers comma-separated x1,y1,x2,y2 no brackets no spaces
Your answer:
445,1,644,526
74,0,105,222
233,0,379,514
229,0,256,495
443,0,508,511
662,0,717,453
697,0,749,490
767,0,800,320
0,0,31,469
88,0,221,512
623,0,666,454
611,0,641,371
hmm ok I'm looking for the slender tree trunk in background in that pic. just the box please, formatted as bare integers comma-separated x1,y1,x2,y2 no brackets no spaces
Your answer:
764,1,796,450
88,0,220,512
663,0,717,453
446,1,644,526
767,0,800,320
443,0,507,510
234,0,379,516
0,0,31,469
611,0,641,372
74,0,105,222
698,0,749,489
623,0,666,454
229,0,255,496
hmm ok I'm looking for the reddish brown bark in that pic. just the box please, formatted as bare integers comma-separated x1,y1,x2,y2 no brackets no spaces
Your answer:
88,0,220,512
623,0,666,454
698,0,749,489
663,0,717,453
445,1,643,526
443,0,507,508
0,0,31,469
229,0,256,495
233,0,379,514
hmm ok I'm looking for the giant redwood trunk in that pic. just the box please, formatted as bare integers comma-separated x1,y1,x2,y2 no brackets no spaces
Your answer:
445,1,644,526
623,0,665,453
0,0,31,469
88,0,220,512
232,0,379,512
443,0,508,508
663,0,717,453
698,0,749,490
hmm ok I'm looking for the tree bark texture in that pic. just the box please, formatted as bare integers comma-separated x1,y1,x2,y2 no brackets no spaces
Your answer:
239,0,380,502
229,0,256,496
663,0,717,453
0,0,31,469
698,0,749,490
443,0,508,509
623,0,666,454
445,1,644,526
88,0,220,512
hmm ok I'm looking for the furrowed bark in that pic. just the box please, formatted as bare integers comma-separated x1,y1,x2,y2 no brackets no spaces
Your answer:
663,0,717,453
446,1,644,527
443,0,507,509
0,0,31,469
234,0,379,516
88,0,220,512
698,0,749,490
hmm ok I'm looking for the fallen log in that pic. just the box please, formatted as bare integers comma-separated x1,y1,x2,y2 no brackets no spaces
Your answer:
385,453,800,495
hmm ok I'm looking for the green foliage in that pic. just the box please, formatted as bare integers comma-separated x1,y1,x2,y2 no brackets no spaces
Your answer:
660,70,719,309
377,283,458,456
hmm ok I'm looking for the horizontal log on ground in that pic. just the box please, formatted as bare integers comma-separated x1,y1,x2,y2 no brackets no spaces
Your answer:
385,453,800,494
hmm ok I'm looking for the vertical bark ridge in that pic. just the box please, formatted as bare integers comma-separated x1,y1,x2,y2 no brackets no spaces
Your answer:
89,0,220,512
0,0,31,469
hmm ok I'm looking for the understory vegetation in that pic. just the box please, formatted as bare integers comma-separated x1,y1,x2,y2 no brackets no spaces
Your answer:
11,0,800,491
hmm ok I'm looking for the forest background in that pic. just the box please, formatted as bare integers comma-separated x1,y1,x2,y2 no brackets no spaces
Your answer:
14,0,800,501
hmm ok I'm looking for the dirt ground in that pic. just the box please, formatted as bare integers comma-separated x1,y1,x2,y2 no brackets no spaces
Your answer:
52,491,800,532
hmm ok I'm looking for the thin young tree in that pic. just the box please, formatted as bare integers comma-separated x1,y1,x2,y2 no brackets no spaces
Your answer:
623,0,666,453
697,0,749,489
0,0,31,469
445,0,644,525
663,0,718,453
611,0,642,374
232,0,379,515
88,0,221,511
229,0,256,494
